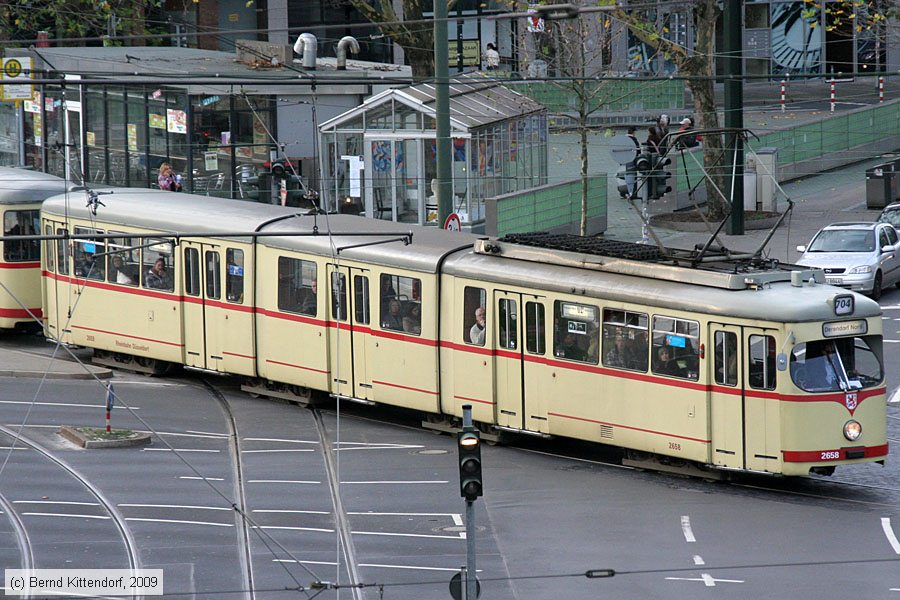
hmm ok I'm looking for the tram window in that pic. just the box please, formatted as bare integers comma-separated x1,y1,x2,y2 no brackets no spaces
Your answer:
790,337,883,392
107,235,138,286
748,335,776,390
354,275,370,325
498,298,518,350
277,257,317,316
73,226,105,280
205,251,221,299
553,301,599,364
714,331,738,386
525,302,545,355
225,248,244,303
55,228,68,275
3,210,39,262
331,271,347,321
380,273,421,332
602,309,649,372
184,248,201,296
464,286,487,346
651,316,699,380
45,224,55,273
142,238,175,292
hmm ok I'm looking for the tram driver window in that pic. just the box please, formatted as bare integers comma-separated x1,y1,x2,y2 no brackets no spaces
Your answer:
553,301,599,364
277,257,317,316
74,226,105,280
463,286,486,346
602,309,649,372
142,238,175,292
380,273,422,334
3,210,39,262
651,316,699,380
748,334,776,390
225,248,244,303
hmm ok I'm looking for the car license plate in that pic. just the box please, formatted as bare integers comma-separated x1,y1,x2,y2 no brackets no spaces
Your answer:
826,277,842,285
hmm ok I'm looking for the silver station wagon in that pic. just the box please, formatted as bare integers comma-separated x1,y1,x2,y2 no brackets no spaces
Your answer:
796,221,900,300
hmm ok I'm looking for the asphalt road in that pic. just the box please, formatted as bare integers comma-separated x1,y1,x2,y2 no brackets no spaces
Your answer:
0,333,896,600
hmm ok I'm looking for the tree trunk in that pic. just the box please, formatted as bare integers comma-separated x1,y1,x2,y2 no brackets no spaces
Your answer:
405,45,434,79
579,95,589,236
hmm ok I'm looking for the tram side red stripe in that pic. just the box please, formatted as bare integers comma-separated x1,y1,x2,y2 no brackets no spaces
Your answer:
0,262,40,269
453,395,494,406
372,379,438,396
264,359,329,374
0,308,42,318
548,411,711,444
71,325,184,348
782,443,888,462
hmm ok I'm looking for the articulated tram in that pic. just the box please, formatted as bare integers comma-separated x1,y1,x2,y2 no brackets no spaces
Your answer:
40,188,888,477
0,168,71,330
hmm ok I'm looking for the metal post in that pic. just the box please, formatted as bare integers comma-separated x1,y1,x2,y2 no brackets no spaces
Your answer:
640,168,650,244
462,404,476,600
780,80,785,112
878,76,884,103
434,0,453,226
830,78,835,113
724,0,743,235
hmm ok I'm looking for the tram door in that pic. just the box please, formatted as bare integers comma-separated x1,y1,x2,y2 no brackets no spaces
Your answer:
181,242,226,371
708,324,744,469
43,220,71,343
326,265,373,400
493,291,548,433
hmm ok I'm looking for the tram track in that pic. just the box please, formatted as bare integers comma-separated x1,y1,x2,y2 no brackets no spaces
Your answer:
0,423,142,596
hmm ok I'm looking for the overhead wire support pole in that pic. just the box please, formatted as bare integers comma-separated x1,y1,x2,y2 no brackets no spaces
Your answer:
724,0,744,235
435,0,453,226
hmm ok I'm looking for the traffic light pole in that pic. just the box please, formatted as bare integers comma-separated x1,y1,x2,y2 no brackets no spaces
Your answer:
640,168,650,244
462,405,477,600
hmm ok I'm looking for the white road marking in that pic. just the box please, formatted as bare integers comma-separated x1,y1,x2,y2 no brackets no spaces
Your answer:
693,555,705,565
142,448,220,453
22,512,109,520
152,431,229,439
113,381,184,387
0,400,139,409
0,447,28,450
885,340,900,343
340,480,448,485
118,503,232,511
253,509,331,515
273,558,473,573
179,476,224,481
125,518,232,527
241,449,315,453
14,500,98,506
666,574,744,587
256,525,334,533
353,530,465,540
248,480,321,484
681,515,696,542
882,517,900,554
243,437,318,444
186,430,228,437
335,446,424,452
881,305,900,310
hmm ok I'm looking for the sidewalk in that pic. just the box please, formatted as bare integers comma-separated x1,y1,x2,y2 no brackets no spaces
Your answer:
601,155,894,264
0,346,111,380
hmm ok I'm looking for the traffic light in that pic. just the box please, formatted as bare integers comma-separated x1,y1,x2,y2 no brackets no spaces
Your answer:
270,160,287,178
650,155,672,199
635,152,652,173
458,430,483,502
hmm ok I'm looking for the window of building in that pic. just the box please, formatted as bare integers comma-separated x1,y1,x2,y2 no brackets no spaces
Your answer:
464,286,486,346
651,315,699,379
714,331,738,386
602,309,649,372
748,334,776,390
553,301,599,364
745,3,770,29
3,210,40,262
277,257,317,316
525,301,545,355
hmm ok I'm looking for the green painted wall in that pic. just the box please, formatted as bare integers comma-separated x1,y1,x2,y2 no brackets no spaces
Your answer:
494,176,607,237
515,80,684,114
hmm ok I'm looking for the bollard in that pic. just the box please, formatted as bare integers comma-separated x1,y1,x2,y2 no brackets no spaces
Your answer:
879,76,884,103
780,79,786,112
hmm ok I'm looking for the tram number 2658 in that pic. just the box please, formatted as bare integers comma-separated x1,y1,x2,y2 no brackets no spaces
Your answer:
668,442,682,451
820,451,841,460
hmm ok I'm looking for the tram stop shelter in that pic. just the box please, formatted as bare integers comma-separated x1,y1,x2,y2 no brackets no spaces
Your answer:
318,75,548,231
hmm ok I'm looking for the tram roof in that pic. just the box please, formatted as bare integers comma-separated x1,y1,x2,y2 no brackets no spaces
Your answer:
442,250,881,323
0,168,71,204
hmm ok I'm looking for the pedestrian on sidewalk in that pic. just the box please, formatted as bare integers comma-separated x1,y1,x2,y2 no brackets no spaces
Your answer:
157,162,182,192
484,43,500,70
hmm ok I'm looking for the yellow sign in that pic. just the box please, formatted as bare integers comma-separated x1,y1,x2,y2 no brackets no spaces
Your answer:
1,57,33,102
449,41,481,67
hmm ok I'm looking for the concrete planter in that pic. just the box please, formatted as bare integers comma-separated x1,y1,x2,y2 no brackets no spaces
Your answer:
59,425,151,449
650,212,780,232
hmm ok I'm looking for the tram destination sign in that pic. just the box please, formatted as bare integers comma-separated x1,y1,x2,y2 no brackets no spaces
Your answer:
822,320,867,338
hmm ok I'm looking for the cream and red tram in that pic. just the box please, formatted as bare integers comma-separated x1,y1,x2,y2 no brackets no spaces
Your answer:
0,168,71,330
40,189,888,477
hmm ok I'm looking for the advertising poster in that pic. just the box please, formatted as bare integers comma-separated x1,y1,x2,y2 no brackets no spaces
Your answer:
253,120,267,156
127,124,138,151
166,109,187,134
204,152,218,171
86,131,95,147
33,113,41,146
149,114,166,129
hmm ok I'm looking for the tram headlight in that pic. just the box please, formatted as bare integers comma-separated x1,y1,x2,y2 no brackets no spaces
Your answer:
843,420,862,441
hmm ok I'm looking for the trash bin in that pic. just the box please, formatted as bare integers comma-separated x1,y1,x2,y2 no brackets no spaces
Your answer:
866,162,896,209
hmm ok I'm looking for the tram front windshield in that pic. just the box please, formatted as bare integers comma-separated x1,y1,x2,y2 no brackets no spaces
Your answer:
790,337,882,393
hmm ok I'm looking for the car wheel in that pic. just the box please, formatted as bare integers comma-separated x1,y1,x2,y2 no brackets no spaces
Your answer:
871,272,882,301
